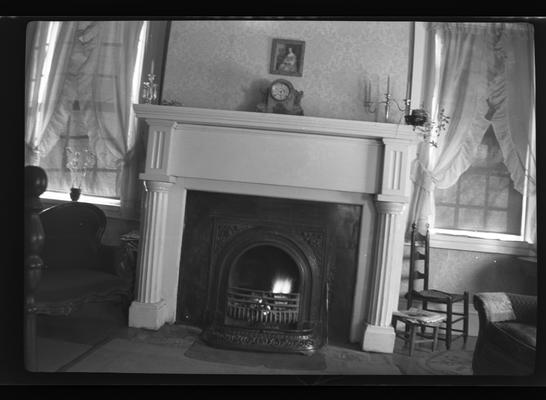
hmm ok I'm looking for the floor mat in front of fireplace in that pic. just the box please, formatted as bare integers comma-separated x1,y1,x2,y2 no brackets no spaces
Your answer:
184,338,327,371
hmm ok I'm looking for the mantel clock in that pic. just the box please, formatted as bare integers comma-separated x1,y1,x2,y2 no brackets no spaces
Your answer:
257,79,304,116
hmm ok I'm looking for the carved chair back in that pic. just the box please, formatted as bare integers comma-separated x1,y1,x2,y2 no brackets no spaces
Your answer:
39,202,107,271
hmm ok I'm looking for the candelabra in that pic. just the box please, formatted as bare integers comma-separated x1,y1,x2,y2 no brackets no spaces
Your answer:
142,72,159,104
363,76,410,122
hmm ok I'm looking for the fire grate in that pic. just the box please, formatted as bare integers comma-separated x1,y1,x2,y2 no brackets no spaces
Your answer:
226,286,300,324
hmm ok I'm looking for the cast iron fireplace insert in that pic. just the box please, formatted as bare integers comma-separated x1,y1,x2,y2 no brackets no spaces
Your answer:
176,191,362,354
201,219,327,354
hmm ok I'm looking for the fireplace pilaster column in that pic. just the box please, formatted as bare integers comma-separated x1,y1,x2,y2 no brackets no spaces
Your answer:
362,199,406,353
129,179,174,330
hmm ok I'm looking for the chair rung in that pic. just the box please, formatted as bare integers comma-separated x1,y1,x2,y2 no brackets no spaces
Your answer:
435,322,467,330
437,334,465,342
395,331,434,343
422,309,467,317
415,252,426,260
438,319,466,325
415,271,426,279
422,309,448,315
438,326,466,332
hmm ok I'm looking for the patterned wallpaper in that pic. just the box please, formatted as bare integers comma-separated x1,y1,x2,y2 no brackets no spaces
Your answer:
399,246,537,298
162,20,411,123
160,20,537,313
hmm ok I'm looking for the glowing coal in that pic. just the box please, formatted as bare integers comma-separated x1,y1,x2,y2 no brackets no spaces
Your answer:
272,276,292,294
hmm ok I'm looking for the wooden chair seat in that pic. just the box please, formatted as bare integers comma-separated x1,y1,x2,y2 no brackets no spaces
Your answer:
413,290,466,303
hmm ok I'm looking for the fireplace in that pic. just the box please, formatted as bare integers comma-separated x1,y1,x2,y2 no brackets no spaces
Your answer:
130,105,417,354
176,190,362,353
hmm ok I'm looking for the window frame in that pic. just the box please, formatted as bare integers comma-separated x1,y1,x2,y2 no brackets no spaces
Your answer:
39,192,125,220
428,231,535,256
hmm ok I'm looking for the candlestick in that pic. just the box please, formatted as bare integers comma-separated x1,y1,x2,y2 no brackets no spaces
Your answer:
142,72,159,104
363,75,407,123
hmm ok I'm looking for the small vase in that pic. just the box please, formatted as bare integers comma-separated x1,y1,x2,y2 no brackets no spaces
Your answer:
70,187,81,201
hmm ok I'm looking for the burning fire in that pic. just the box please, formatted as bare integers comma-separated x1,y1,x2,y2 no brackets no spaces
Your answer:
271,277,292,294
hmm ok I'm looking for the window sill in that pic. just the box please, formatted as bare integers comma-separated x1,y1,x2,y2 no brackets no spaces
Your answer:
425,233,535,256
40,191,126,220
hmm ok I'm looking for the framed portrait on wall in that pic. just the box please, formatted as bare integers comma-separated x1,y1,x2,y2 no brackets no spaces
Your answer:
269,38,305,77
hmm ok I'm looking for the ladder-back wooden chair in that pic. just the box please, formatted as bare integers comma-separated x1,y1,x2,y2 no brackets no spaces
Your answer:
407,222,469,349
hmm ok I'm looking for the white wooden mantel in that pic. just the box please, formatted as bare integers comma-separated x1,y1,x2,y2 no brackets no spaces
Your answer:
130,104,418,354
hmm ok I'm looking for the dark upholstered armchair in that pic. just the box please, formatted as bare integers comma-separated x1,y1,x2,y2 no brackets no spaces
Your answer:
24,166,135,370
473,292,536,375
35,202,134,315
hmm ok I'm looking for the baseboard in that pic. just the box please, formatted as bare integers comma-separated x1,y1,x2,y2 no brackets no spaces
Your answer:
397,297,479,337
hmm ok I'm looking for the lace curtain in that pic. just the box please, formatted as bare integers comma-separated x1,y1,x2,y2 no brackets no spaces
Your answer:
25,21,146,219
408,22,536,245
79,21,145,218
25,21,77,165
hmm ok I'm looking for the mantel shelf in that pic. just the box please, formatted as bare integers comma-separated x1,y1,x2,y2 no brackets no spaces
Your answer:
134,104,419,142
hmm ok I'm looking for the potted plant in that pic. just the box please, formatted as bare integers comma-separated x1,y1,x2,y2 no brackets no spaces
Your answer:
406,108,450,147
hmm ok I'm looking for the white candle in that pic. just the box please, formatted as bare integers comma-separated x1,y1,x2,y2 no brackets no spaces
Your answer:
387,75,390,94
151,60,155,75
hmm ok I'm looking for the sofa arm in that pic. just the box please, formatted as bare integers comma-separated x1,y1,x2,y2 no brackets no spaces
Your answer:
474,292,536,324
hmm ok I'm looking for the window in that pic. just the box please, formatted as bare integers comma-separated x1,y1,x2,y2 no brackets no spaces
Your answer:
434,127,524,239
33,21,149,206
408,21,536,252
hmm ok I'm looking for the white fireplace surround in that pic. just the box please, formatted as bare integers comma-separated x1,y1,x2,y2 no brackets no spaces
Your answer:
130,104,418,353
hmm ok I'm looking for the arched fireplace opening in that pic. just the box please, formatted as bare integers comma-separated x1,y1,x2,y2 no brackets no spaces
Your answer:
226,245,302,329
201,222,327,354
